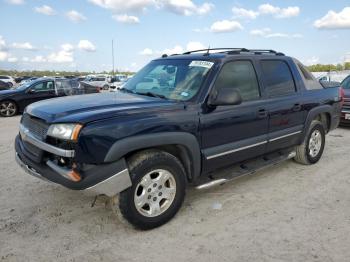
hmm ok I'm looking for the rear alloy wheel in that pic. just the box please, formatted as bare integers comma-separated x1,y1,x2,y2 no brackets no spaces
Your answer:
0,101,17,117
294,120,325,165
119,150,186,230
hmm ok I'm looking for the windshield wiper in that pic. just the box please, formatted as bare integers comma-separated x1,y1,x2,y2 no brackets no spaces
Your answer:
118,87,135,94
135,91,167,99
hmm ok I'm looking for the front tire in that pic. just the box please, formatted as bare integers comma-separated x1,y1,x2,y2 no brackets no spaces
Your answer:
119,150,186,230
0,100,18,117
294,120,326,165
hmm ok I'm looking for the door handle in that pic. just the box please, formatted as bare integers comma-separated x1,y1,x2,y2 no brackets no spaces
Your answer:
257,109,268,119
292,103,302,112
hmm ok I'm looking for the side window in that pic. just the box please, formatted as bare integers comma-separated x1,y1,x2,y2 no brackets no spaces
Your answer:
297,63,313,80
261,60,296,97
343,77,350,89
213,61,260,102
32,81,54,92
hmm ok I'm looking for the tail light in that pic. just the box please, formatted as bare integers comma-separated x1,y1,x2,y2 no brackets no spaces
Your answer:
339,87,345,107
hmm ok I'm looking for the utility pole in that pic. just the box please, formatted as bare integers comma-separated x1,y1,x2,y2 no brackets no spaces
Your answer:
112,39,115,75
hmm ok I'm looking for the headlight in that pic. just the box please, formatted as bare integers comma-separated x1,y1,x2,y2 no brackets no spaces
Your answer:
47,124,83,141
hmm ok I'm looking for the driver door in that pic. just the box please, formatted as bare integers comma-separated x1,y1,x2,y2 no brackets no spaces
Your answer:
200,60,269,172
24,80,56,108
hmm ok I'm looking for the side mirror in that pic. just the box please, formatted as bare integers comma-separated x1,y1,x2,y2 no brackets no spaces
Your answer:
27,89,36,94
208,88,242,106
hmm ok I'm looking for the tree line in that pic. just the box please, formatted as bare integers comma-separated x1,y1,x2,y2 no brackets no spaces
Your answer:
0,69,135,78
307,62,350,72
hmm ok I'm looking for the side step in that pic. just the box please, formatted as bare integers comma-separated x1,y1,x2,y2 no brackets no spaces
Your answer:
195,150,296,190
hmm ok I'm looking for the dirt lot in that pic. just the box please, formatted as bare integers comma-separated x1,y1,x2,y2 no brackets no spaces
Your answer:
0,116,350,262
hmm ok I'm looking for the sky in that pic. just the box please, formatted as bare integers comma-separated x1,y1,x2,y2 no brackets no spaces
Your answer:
0,0,350,72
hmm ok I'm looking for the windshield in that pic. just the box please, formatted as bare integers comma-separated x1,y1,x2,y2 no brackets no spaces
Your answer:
12,80,38,91
342,76,350,89
122,59,215,101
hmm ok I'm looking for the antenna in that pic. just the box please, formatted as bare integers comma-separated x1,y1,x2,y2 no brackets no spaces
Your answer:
204,45,210,56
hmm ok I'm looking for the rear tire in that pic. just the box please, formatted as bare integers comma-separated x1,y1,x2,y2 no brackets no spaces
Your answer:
118,150,186,230
294,120,325,165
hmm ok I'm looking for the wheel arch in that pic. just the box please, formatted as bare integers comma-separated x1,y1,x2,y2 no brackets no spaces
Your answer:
104,132,201,181
301,105,332,142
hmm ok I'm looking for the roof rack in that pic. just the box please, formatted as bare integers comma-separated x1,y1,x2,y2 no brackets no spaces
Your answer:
162,48,285,57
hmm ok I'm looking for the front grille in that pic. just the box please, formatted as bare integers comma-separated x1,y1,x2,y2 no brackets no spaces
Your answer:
21,113,49,141
344,98,350,109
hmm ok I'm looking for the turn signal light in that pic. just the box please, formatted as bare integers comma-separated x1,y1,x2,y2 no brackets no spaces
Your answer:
67,170,81,182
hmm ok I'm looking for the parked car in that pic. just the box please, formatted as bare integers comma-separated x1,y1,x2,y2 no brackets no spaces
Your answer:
109,77,127,91
0,75,16,87
0,78,99,117
84,75,110,90
20,77,38,85
15,48,342,229
0,80,11,90
15,76,31,84
340,75,350,124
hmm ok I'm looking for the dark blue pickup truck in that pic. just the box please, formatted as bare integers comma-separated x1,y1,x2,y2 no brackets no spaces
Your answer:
15,48,343,229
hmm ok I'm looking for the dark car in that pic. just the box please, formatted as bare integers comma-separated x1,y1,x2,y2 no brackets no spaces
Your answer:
0,78,99,117
340,75,350,124
0,80,11,90
15,48,342,229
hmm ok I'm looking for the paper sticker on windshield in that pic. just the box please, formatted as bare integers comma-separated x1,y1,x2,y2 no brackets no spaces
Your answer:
189,61,214,69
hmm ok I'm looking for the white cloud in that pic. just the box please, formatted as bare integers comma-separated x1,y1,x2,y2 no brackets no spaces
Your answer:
22,57,29,62
232,7,258,19
89,0,213,16
66,10,87,22
8,57,18,63
5,0,24,5
88,0,153,12
314,7,350,29
250,28,302,38
139,48,153,55
31,55,47,63
77,40,96,52
303,56,320,66
186,41,206,51
197,3,214,15
0,51,8,61
258,4,300,18
161,45,184,55
34,5,56,16
112,14,140,24
0,36,7,51
12,42,36,50
47,44,74,63
157,0,214,16
210,20,243,33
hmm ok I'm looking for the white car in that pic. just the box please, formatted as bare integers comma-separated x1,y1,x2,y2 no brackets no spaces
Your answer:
84,75,111,90
0,76,16,87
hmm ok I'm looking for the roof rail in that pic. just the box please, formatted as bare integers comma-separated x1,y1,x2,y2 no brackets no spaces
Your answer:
179,48,285,56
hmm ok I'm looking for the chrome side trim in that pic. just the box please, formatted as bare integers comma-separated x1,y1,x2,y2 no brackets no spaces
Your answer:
15,152,49,182
206,141,268,160
342,110,350,113
85,169,132,197
19,124,75,158
269,131,302,142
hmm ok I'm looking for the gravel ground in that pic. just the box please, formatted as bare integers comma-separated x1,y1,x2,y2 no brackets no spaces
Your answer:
0,116,350,262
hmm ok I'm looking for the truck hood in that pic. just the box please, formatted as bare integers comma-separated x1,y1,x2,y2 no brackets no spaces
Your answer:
26,92,182,124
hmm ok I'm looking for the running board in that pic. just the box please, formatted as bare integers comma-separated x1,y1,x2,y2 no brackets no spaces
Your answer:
196,150,296,190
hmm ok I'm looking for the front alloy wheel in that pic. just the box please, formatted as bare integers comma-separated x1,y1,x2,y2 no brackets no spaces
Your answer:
0,101,17,117
134,169,177,217
119,150,186,230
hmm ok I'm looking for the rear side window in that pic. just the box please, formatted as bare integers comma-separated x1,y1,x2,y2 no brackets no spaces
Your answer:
214,60,260,102
297,63,313,80
261,60,296,97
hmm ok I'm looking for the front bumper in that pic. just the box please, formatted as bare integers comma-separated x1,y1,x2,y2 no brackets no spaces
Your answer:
15,135,132,196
